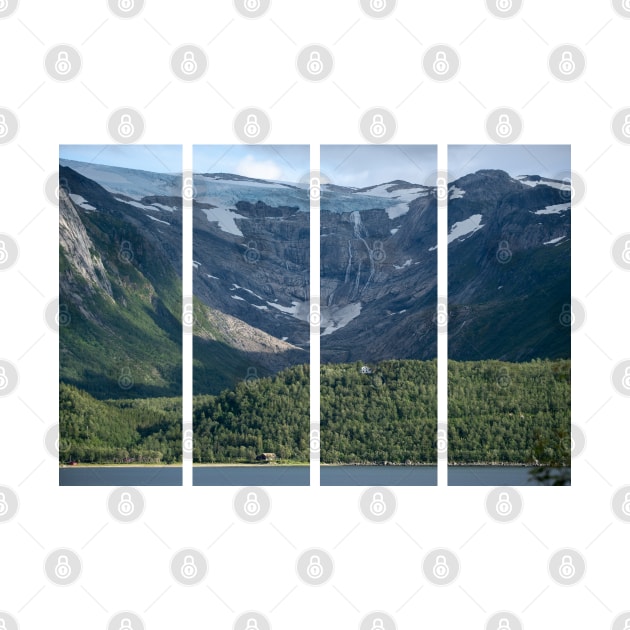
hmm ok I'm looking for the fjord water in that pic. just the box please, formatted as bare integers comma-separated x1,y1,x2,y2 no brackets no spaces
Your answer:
59,467,182,486
194,466,309,486
448,466,571,486
321,466,438,486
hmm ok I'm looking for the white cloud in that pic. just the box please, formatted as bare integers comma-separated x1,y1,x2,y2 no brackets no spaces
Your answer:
236,154,283,180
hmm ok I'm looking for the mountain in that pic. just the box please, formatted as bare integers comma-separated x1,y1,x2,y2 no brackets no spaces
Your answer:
59,162,306,399
447,169,570,361
318,169,570,363
320,180,438,363
192,173,310,351
59,164,183,398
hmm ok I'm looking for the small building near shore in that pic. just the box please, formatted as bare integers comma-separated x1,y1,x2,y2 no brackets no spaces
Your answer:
256,452,277,462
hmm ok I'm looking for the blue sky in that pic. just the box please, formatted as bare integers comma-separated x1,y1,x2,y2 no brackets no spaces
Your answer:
193,145,310,183
59,145,182,173
320,145,437,188
448,145,570,181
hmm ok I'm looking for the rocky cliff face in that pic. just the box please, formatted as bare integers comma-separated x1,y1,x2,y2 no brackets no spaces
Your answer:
319,169,570,363
59,187,113,304
320,184,438,363
446,169,570,361
192,175,310,349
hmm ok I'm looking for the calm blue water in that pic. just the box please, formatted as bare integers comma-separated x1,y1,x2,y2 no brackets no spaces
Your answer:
60,466,569,486
321,466,437,486
194,466,309,486
59,467,182,486
448,466,571,486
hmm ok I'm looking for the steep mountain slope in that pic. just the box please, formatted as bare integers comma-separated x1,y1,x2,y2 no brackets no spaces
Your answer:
59,165,183,398
447,169,570,361
59,163,303,399
320,181,438,363
192,173,310,350
318,169,570,363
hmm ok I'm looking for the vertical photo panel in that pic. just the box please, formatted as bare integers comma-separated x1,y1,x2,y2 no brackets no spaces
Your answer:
59,145,183,486
447,145,571,486
320,145,438,486
192,145,310,486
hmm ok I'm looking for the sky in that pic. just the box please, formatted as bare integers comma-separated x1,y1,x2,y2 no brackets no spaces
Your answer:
59,145,182,173
448,145,570,181
320,145,437,188
193,145,310,182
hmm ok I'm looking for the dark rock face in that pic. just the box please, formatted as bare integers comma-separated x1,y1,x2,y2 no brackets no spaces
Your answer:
319,168,569,363
193,198,310,348
320,188,438,363
447,170,570,361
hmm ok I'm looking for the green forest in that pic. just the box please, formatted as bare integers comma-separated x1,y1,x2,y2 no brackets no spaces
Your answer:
61,359,569,468
60,383,182,464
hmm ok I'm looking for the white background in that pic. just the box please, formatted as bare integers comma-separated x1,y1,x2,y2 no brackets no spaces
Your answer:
0,0,628,628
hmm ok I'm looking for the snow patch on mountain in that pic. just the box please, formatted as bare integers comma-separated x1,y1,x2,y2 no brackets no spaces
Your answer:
321,302,362,336
231,284,265,301
386,203,410,219
146,214,170,225
544,235,568,245
201,207,247,237
394,259,413,270
150,203,176,212
69,194,96,211
449,186,465,200
447,214,485,244
533,202,571,215
516,175,571,194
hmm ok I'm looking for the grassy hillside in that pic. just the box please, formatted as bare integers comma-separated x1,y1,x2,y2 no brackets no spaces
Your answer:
59,383,182,464
61,359,570,466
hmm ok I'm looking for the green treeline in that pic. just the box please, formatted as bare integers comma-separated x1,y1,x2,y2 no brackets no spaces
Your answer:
59,383,182,464
193,364,310,462
321,360,438,464
60,358,569,465
448,359,570,464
